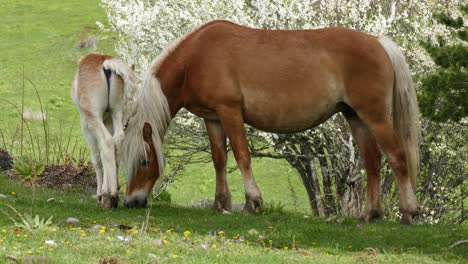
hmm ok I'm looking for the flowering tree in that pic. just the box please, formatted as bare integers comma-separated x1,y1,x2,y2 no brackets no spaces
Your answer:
99,0,465,222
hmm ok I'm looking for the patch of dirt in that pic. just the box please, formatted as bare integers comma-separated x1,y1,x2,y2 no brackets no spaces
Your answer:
0,148,13,171
38,162,96,189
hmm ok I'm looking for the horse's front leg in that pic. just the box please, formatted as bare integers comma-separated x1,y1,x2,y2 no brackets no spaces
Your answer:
217,107,263,213
205,119,231,211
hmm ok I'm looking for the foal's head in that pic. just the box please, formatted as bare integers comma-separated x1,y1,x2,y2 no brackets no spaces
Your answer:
123,122,161,208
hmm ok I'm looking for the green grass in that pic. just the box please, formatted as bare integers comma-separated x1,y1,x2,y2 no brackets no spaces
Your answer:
0,177,467,263
0,0,115,160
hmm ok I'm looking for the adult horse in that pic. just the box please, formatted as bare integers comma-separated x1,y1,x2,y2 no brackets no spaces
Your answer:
72,54,137,208
123,20,420,224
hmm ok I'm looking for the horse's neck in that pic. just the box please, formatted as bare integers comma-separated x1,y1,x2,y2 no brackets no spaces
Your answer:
157,56,186,118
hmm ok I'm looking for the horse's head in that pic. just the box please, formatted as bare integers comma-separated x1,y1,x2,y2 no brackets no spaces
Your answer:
123,122,160,208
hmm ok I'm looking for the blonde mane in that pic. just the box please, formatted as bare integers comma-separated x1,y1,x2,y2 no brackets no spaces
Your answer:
122,22,213,181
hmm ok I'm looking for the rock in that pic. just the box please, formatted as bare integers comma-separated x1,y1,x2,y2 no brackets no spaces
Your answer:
0,194,6,199
222,210,231,215
92,224,102,231
66,217,80,224
153,239,165,246
47,198,56,203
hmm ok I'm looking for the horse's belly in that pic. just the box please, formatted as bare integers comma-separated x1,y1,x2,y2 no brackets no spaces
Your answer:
243,96,340,134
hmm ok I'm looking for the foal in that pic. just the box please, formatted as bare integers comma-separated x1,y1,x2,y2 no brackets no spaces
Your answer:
72,54,137,208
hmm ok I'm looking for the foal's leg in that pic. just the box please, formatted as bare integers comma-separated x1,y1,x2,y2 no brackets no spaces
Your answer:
82,112,119,208
111,111,125,166
205,119,231,211
345,114,383,222
216,108,263,213
81,119,103,202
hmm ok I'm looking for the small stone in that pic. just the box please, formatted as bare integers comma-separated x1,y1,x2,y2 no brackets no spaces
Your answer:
47,198,56,203
222,210,231,215
0,194,6,199
66,217,80,224
92,224,102,230
153,239,165,246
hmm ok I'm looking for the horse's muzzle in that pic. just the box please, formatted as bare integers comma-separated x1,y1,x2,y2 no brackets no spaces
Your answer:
123,197,148,208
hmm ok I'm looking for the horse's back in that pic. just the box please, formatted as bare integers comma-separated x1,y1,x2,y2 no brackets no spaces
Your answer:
181,21,394,133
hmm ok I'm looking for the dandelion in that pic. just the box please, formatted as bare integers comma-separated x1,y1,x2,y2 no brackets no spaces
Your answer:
13,246,17,250
217,230,224,236
348,245,353,249
172,253,178,258
311,241,317,246
183,230,191,237
163,239,168,245
211,244,217,249
267,226,273,230
11,192,16,196
23,234,28,238
110,228,115,232
1,229,6,233
25,250,32,254
51,228,57,233
99,229,106,234
284,246,289,250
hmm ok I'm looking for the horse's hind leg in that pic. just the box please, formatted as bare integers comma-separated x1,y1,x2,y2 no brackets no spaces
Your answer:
205,119,232,211
82,112,119,208
81,119,103,202
344,113,383,222
367,120,418,224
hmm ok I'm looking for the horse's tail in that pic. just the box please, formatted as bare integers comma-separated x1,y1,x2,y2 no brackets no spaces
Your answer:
102,58,137,119
378,37,420,193
102,58,137,103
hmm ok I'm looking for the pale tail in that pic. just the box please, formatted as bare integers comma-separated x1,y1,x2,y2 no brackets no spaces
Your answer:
378,37,420,193
102,58,138,120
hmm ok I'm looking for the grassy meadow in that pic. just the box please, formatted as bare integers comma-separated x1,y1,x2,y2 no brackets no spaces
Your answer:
0,0,467,263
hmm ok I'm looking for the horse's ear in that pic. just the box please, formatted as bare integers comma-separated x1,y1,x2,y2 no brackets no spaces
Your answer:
142,122,152,142
130,64,135,71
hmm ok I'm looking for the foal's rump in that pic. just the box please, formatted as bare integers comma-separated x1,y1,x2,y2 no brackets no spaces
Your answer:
71,54,136,117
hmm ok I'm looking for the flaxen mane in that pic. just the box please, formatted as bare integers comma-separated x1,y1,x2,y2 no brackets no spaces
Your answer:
122,22,213,181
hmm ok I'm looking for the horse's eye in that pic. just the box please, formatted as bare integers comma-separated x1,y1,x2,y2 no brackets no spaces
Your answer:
142,160,149,167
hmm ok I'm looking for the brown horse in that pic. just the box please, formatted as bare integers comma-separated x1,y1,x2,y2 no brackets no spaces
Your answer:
122,20,420,224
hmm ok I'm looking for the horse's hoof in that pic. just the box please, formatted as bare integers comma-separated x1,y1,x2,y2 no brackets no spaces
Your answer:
212,193,232,212
360,209,383,223
400,208,419,225
242,196,263,214
99,194,119,209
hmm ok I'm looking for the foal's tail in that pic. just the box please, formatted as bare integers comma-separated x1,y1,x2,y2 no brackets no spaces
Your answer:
102,58,137,103
378,37,420,193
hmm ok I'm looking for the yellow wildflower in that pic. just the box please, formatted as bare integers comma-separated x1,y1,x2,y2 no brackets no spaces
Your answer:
183,230,191,236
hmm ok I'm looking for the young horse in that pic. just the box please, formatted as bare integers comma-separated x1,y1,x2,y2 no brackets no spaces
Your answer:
123,20,420,224
72,54,137,208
